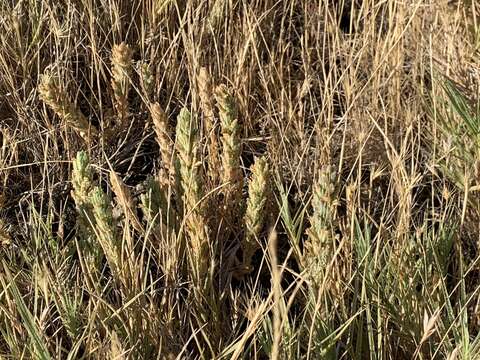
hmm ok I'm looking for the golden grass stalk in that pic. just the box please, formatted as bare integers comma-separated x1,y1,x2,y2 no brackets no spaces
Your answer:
0,219,11,247
303,165,335,283
242,156,269,273
71,151,101,271
149,103,176,187
71,151,93,208
197,67,220,182
90,186,124,288
215,84,243,221
110,331,126,359
109,170,143,233
111,42,133,125
139,175,179,314
175,107,209,284
208,0,228,30
38,73,96,140
139,61,154,99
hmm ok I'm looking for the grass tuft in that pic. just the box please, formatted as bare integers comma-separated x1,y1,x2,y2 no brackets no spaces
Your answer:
1,1,480,358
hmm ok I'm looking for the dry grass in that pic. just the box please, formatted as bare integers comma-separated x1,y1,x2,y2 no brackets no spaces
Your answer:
0,0,480,358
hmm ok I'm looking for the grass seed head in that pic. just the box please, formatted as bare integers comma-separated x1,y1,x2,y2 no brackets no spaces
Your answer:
71,151,93,207
139,61,154,99
242,156,269,272
71,151,102,271
215,84,243,222
303,165,336,282
150,103,176,184
91,186,122,285
175,107,209,283
111,42,133,123
39,73,96,139
198,67,221,183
